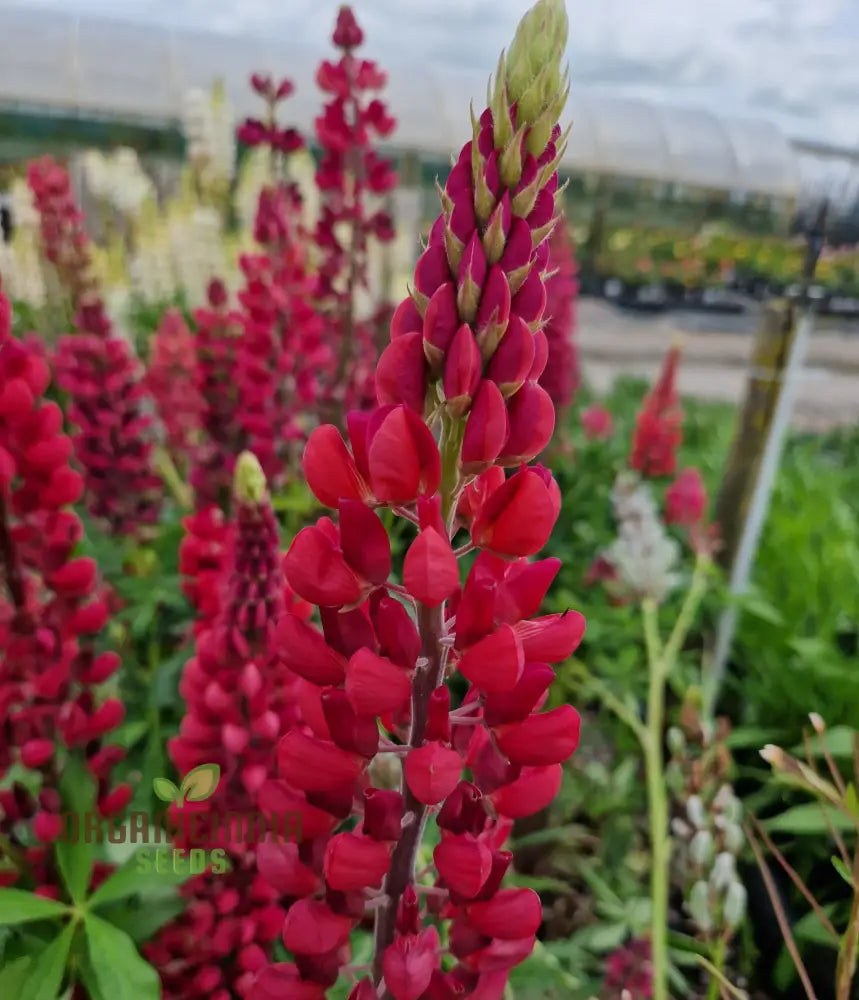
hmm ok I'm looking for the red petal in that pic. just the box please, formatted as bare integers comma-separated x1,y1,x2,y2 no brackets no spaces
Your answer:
493,706,581,765
405,742,462,805
457,624,524,693
403,528,460,607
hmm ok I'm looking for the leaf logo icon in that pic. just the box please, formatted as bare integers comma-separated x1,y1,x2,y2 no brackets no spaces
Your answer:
152,763,221,806
180,763,221,802
152,777,179,803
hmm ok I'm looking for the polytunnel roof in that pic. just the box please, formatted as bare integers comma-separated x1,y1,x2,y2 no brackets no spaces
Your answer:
0,4,801,198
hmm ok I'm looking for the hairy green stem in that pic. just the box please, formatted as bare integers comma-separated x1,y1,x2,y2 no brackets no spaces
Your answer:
643,597,671,1000
641,557,711,1000
707,937,728,1000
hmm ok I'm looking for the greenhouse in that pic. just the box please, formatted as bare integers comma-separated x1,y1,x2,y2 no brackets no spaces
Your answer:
0,3,800,203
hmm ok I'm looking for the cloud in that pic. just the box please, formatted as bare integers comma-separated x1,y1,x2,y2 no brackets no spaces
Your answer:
5,0,859,145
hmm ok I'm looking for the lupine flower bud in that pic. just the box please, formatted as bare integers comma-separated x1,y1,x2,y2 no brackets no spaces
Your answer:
688,880,713,933
538,222,579,410
723,880,747,929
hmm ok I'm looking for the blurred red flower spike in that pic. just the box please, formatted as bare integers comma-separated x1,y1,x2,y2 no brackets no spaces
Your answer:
346,648,412,716
665,467,707,526
466,888,543,940
276,614,348,686
497,381,555,466
434,834,493,899
367,405,441,502
283,525,364,607
339,499,391,585
457,624,524,693
278,730,364,791
323,832,392,890
405,742,462,804
332,5,364,48
303,424,370,508
471,467,558,557
403,528,459,607
581,404,614,439
493,705,581,765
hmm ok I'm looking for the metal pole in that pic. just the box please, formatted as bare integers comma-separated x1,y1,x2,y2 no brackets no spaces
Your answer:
707,306,814,712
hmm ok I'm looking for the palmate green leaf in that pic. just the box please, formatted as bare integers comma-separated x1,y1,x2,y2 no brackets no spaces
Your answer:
77,948,108,1000
83,914,160,1000
0,955,33,995
101,896,187,945
55,837,94,907
17,922,75,1000
0,889,69,926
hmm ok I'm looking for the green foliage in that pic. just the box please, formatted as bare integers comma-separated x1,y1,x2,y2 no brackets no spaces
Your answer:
729,430,859,732
0,748,192,998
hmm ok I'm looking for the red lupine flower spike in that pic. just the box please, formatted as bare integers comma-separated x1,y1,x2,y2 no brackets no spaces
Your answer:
629,343,684,478
538,221,580,409
149,452,309,997
0,287,126,902
249,5,583,998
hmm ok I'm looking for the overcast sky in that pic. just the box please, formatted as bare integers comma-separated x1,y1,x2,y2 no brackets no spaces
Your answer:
6,0,859,147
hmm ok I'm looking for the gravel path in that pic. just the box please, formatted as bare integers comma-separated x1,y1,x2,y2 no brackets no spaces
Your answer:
577,299,859,431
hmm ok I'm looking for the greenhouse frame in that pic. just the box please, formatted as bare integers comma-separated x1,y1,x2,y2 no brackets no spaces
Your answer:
0,4,803,202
